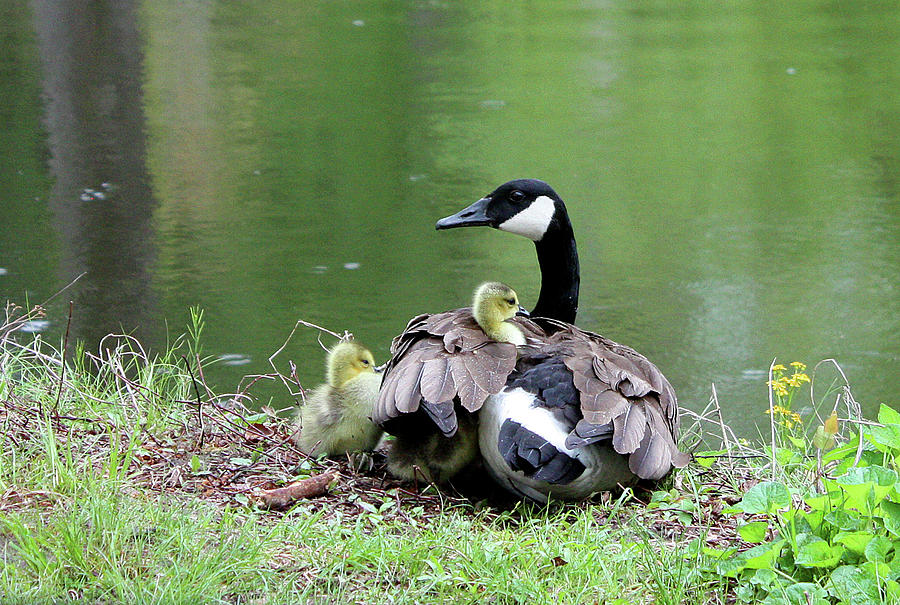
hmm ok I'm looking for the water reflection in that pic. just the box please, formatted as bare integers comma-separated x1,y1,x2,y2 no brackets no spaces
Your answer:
30,0,157,344
0,1,897,438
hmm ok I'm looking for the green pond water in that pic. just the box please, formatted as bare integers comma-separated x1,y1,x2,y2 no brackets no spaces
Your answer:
1,0,897,437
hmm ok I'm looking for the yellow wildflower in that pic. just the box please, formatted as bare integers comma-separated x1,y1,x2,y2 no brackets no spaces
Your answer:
769,380,789,397
790,361,807,370
772,364,787,372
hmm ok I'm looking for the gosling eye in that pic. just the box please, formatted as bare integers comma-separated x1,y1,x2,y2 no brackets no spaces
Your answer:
360,359,370,366
505,298,516,306
509,190,525,203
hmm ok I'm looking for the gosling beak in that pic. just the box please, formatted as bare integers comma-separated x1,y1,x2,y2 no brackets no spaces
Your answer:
435,196,493,229
516,305,530,318
374,363,386,374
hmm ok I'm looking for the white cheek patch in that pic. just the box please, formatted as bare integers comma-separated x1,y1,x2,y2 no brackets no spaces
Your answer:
498,195,555,241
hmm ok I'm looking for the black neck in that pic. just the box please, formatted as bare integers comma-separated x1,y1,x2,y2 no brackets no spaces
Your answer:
531,225,579,324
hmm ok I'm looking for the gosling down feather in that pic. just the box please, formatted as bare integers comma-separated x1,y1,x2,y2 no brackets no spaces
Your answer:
294,340,383,456
432,179,690,502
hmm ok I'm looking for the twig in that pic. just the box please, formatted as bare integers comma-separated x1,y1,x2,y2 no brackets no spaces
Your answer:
257,471,337,509
182,355,205,449
767,358,778,481
711,383,731,450
53,301,75,416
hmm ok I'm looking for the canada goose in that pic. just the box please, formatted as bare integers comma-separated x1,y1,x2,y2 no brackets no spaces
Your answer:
294,340,383,456
375,284,546,484
435,179,690,501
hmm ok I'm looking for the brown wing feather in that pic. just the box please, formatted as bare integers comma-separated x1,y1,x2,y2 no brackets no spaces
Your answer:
582,389,630,427
533,316,688,481
611,400,646,455
419,357,457,405
377,307,520,433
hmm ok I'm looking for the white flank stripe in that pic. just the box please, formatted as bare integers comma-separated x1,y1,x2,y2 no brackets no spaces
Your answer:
489,388,576,455
498,195,555,241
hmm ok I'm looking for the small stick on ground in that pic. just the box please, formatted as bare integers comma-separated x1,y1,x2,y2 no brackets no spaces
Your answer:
257,471,337,510
182,355,205,449
53,301,74,416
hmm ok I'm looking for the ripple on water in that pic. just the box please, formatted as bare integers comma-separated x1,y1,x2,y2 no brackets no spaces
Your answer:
217,353,251,366
741,369,769,380
20,320,50,333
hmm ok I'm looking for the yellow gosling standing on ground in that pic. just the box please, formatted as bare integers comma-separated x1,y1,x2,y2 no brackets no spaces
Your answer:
295,341,383,456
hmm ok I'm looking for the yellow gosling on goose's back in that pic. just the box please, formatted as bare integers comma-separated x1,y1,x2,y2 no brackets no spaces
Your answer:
295,341,383,456
472,282,527,346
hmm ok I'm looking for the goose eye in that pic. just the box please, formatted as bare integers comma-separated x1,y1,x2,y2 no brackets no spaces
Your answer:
509,190,525,203
505,298,516,306
361,359,369,365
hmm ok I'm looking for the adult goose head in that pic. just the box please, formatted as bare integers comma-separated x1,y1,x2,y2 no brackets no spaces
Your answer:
436,179,579,324
435,180,690,502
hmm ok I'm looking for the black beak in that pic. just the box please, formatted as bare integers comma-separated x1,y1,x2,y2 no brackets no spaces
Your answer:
516,305,530,318
435,196,493,230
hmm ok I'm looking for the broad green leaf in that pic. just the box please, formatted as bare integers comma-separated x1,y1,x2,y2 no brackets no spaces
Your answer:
835,466,898,488
823,438,860,463
740,482,792,514
813,425,835,451
824,508,865,531
776,447,801,466
827,565,880,604
717,540,785,577
734,582,755,603
739,521,769,543
748,568,780,587
869,423,900,451
885,580,900,603
795,533,842,568
880,500,900,538
694,456,715,469
806,492,837,511
773,583,829,605
788,436,806,449
879,404,900,427
830,466,897,514
791,509,821,534
834,531,874,557
861,560,891,579
864,535,893,562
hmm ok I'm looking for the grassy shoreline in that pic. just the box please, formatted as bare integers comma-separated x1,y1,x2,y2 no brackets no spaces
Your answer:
0,304,891,604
